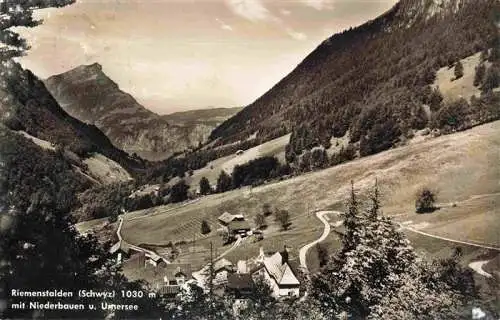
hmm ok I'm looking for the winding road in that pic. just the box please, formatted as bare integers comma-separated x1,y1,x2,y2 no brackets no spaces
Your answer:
299,211,341,271
468,260,493,278
399,222,499,278
297,210,498,279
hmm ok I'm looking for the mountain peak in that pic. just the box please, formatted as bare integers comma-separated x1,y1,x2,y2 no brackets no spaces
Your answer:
397,0,466,22
46,62,115,90
72,62,104,75
84,62,103,72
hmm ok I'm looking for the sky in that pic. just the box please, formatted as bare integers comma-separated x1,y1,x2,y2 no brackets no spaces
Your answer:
16,0,398,114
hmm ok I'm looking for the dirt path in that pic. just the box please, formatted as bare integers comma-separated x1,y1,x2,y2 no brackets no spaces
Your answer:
299,211,339,271
116,216,159,258
116,216,124,241
468,260,493,278
400,222,499,278
215,237,243,262
126,198,201,222
401,225,500,251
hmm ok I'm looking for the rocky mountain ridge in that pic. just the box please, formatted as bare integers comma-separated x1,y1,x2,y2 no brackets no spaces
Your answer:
45,64,240,161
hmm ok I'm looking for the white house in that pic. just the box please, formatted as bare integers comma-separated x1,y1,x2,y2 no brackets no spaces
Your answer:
192,258,235,289
252,249,300,298
156,264,193,296
109,240,131,264
163,264,192,286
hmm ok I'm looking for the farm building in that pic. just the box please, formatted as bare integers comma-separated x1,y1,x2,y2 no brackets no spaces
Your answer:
146,254,163,267
228,220,251,236
218,212,246,225
192,258,236,287
232,214,245,221
145,251,170,267
218,212,235,225
252,248,300,298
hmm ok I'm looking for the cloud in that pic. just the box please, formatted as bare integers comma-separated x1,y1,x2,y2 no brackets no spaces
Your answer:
280,9,291,16
215,18,233,31
300,0,334,10
225,0,272,22
285,28,307,41
225,0,306,41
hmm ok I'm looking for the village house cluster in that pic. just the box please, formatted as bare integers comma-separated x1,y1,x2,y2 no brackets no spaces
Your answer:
109,240,300,300
108,209,300,304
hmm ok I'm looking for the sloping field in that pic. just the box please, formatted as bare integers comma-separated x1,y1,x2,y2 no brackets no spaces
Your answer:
17,131,55,150
188,134,291,188
16,130,132,185
395,194,500,246
433,52,489,102
120,121,500,269
83,153,132,184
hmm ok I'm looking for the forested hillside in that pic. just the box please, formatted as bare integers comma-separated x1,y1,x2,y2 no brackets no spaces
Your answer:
141,0,499,185
0,2,166,317
210,0,499,161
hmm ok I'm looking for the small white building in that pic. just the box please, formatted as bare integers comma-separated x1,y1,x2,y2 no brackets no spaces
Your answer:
252,249,300,298
237,260,248,274
192,258,235,289
156,264,193,296
109,240,131,264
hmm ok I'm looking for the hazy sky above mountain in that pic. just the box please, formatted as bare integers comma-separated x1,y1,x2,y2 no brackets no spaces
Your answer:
17,0,397,114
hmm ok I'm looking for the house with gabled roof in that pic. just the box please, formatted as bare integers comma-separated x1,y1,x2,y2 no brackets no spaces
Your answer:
218,212,235,225
228,220,251,235
109,240,132,264
163,264,192,286
147,264,193,297
252,247,300,298
192,258,236,289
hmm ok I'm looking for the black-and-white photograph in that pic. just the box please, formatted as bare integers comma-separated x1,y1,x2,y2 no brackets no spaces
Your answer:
0,0,499,319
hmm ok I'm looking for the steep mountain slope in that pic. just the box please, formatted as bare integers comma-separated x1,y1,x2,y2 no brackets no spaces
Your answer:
0,60,143,179
44,65,239,161
210,0,499,160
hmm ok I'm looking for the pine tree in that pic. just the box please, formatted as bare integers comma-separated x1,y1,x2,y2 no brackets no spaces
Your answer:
216,170,232,193
429,87,444,112
199,176,211,195
201,220,211,234
316,243,329,267
341,181,362,252
474,63,486,87
415,188,436,213
481,65,500,93
170,179,189,203
454,61,464,80
367,179,381,220
311,181,416,318
0,0,74,60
